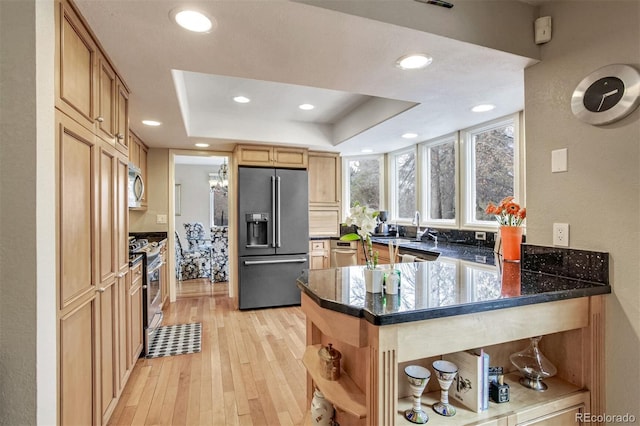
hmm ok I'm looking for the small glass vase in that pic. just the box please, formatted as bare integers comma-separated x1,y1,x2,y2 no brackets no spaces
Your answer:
509,336,557,391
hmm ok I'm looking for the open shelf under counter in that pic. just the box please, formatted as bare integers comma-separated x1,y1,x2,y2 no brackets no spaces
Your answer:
396,373,589,426
302,344,367,419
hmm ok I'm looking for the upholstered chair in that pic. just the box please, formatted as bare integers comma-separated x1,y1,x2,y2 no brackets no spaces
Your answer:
174,231,212,281
183,222,211,251
210,226,229,282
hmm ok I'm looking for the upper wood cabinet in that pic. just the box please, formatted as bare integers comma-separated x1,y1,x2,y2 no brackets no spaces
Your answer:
235,144,308,168
129,131,148,209
308,151,341,206
55,0,130,152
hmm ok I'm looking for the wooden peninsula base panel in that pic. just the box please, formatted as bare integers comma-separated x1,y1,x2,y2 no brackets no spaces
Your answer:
301,292,605,426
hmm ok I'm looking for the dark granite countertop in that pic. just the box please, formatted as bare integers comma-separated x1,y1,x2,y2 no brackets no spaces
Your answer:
296,244,611,326
370,236,496,265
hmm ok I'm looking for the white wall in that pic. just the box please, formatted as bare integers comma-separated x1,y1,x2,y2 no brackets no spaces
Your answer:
0,1,56,424
174,164,217,242
525,1,639,417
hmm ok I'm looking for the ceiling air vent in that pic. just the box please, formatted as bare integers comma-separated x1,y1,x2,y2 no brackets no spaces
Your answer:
414,0,454,8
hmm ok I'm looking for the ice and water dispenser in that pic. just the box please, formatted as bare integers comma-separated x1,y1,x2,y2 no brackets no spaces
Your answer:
245,213,269,247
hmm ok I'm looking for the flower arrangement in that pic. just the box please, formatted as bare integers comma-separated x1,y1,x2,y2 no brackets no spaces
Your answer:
485,196,526,227
341,203,379,269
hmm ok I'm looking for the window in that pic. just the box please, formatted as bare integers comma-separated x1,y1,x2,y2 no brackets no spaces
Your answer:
391,148,416,220
421,136,457,224
344,156,383,211
462,115,520,227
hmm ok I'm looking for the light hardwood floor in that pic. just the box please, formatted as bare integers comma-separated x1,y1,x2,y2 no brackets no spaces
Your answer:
108,279,308,426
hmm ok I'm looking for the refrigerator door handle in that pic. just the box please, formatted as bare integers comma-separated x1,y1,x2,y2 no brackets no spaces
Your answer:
276,176,281,248
271,175,276,248
243,258,307,266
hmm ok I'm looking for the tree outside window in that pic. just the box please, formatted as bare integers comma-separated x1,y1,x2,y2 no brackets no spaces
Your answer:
348,158,381,210
425,139,456,221
473,123,515,222
394,150,416,219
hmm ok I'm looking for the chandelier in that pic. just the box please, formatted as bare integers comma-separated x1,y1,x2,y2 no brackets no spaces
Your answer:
209,158,229,196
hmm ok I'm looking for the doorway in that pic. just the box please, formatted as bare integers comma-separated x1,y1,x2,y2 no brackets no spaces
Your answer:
169,152,231,300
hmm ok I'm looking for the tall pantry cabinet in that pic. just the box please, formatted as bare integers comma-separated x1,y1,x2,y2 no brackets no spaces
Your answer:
55,0,132,424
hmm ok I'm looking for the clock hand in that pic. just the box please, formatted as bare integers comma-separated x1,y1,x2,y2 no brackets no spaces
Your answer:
603,88,619,97
597,95,606,112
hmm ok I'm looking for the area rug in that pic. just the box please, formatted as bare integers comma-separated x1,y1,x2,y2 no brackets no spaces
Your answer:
146,323,202,359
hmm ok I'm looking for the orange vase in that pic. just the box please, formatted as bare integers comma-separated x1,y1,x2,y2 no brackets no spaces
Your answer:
500,226,523,261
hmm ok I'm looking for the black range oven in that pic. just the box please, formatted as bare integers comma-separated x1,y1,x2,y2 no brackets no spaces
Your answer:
129,235,165,357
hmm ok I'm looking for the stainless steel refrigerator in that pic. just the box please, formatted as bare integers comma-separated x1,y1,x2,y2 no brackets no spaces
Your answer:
238,166,309,309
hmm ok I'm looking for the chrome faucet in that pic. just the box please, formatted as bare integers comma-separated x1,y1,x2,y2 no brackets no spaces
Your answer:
413,211,425,240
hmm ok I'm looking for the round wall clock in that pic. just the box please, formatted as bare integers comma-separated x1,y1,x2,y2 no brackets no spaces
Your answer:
571,64,640,126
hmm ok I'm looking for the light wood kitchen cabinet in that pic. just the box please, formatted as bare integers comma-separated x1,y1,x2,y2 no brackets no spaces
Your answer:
301,291,605,426
128,131,148,209
115,77,129,155
56,1,133,422
96,54,117,145
308,151,341,206
127,262,144,368
160,243,169,307
309,208,341,238
55,0,98,133
309,240,330,269
235,144,308,168
56,110,99,425
308,151,341,238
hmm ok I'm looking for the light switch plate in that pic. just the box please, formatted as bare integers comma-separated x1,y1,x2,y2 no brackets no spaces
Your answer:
551,148,568,173
157,214,167,224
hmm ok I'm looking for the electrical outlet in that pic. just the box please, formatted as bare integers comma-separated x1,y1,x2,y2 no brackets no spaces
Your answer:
553,223,569,246
475,231,486,241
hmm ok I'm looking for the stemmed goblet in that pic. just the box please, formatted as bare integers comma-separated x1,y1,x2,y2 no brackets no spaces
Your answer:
432,360,458,417
403,365,431,424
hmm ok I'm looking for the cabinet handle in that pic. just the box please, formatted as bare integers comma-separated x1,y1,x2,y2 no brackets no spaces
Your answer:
116,272,125,278
116,133,124,140
96,116,104,123
97,287,106,293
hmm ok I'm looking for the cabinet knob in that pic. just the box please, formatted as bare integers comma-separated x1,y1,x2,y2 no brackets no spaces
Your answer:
97,287,106,293
96,116,104,123
116,133,124,140
116,272,125,278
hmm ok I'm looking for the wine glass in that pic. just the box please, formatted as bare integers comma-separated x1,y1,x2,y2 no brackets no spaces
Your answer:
432,360,458,417
403,365,431,424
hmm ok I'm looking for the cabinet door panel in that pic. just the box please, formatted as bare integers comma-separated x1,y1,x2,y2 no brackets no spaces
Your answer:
56,0,97,130
128,279,144,367
309,154,339,205
100,146,116,281
116,155,129,271
60,297,98,426
96,56,116,144
58,113,96,308
100,279,119,421
115,79,129,154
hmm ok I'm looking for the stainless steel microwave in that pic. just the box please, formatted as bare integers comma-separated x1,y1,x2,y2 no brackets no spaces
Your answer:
128,163,144,208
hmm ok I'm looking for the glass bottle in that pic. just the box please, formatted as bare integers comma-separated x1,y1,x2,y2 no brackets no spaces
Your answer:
509,336,557,391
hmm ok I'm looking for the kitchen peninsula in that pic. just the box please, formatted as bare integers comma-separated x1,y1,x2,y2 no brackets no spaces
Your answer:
297,245,610,425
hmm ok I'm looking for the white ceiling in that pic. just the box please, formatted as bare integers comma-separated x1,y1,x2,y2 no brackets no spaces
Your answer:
75,0,538,156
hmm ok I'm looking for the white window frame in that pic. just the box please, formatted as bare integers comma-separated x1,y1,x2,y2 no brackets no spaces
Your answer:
460,113,523,231
419,133,459,228
388,146,418,223
342,154,385,218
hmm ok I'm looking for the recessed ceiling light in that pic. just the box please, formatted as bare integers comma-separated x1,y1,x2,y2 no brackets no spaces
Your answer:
396,54,433,70
361,148,374,153
402,132,419,139
233,96,251,103
195,143,210,148
171,9,214,33
472,104,496,112
142,120,161,126
299,104,315,110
